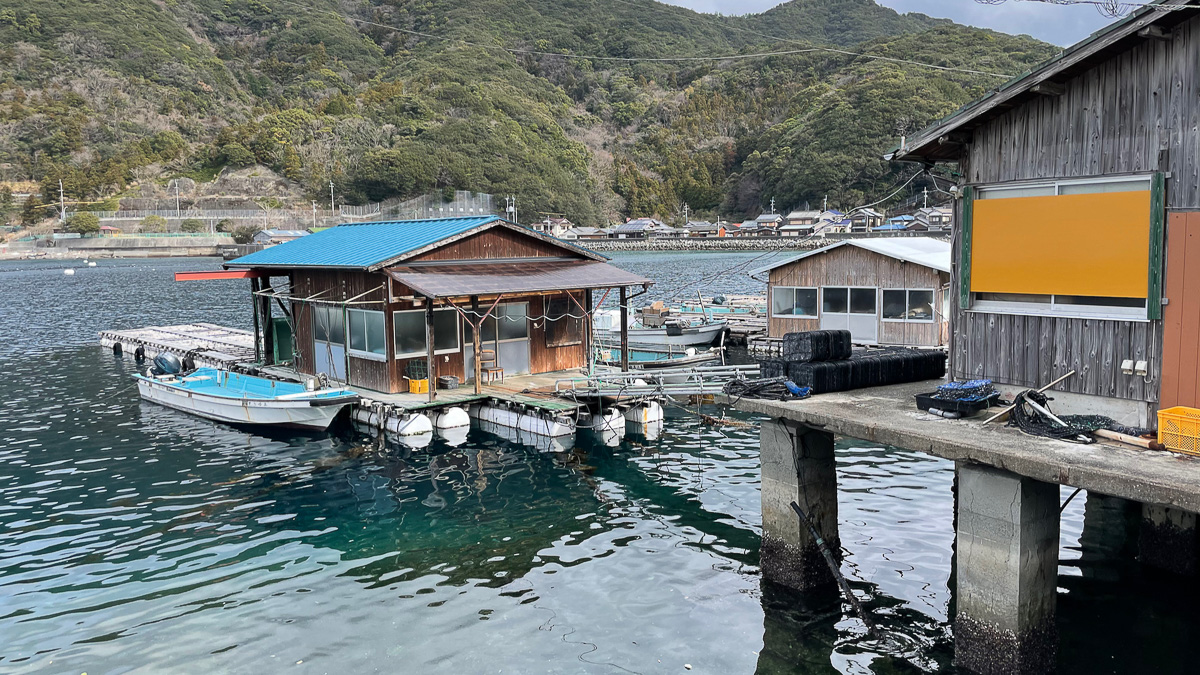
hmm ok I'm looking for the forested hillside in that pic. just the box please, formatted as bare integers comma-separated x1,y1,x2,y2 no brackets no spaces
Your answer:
0,0,1058,225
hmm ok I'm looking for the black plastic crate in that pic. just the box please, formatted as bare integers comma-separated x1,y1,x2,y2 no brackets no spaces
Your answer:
915,391,1001,416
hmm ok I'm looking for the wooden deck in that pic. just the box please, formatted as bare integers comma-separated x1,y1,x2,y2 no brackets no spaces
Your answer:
360,372,588,414
99,323,256,368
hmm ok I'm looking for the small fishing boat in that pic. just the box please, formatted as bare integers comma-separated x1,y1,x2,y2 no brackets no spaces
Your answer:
135,365,358,430
593,308,727,347
595,343,724,370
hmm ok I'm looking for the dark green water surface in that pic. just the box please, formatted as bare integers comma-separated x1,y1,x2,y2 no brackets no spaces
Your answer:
0,256,1195,674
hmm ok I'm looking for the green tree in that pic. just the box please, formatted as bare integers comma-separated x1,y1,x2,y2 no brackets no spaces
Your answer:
231,224,259,244
180,218,206,233
21,195,48,225
221,143,256,168
64,212,101,235
216,218,235,233
140,215,167,233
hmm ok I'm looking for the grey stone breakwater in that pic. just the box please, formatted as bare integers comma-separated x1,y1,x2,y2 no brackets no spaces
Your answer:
579,237,826,252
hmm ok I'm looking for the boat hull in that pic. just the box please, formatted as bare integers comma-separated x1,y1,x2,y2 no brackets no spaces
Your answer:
135,378,352,430
595,321,727,347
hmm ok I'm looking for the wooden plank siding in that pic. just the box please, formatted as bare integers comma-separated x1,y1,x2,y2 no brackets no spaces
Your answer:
767,245,950,347
949,14,1200,408
409,227,573,262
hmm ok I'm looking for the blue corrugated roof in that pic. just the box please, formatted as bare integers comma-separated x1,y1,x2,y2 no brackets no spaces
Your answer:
227,216,503,269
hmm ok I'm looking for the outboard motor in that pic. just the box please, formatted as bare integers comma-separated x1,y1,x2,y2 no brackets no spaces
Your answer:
152,352,183,376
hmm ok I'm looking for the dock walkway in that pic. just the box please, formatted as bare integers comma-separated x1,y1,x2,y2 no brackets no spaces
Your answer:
99,323,256,368
732,379,1200,511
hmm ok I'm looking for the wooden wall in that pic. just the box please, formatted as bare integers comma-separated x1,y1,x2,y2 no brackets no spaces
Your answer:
767,245,949,347
288,269,390,393
410,228,575,262
950,14,1200,407
1159,212,1200,409
964,13,1200,210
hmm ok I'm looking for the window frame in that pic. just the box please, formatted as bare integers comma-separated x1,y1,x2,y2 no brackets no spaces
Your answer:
544,295,584,348
966,173,1161,320
881,288,937,323
393,308,462,360
771,286,818,320
969,293,1148,321
347,308,388,361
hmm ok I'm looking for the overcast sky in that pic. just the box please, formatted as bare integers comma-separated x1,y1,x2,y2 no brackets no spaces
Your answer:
662,0,1115,46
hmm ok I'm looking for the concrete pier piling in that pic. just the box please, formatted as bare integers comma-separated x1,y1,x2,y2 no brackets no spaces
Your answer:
954,463,1059,675
759,419,840,593
1138,504,1200,575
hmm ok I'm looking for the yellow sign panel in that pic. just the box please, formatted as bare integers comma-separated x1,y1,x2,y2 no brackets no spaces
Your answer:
971,190,1151,299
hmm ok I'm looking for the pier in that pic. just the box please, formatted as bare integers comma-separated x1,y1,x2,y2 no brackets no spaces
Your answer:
734,381,1200,674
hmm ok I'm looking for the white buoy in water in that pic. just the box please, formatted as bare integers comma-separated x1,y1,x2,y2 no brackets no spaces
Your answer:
434,406,470,429
436,426,470,447
63,268,75,276
87,262,97,267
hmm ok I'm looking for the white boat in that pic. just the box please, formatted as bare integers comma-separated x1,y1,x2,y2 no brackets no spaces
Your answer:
134,367,358,430
593,309,727,347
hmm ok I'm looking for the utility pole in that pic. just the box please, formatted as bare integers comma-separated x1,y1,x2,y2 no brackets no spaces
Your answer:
329,180,335,212
682,202,689,224
173,180,180,219
58,179,65,222
822,195,828,212
923,187,929,209
769,197,775,214
505,196,517,225
312,200,317,229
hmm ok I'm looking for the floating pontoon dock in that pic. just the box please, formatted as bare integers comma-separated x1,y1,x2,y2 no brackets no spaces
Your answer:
99,323,256,368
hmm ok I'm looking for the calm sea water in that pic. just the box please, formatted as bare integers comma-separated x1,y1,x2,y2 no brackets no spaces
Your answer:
0,255,1195,674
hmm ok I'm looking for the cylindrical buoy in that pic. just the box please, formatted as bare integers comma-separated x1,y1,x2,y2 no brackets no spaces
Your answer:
63,268,75,276
434,406,470,429
87,262,97,267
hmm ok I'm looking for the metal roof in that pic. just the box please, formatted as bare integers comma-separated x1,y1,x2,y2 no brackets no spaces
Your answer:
749,237,952,276
387,260,652,298
226,216,604,270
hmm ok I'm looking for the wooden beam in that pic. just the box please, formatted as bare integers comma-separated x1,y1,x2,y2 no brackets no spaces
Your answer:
1138,25,1171,41
619,286,630,373
1030,81,1065,97
471,295,482,395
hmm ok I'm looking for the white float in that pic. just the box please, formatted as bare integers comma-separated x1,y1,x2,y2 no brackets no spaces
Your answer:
433,406,470,429
352,409,433,436
468,402,575,438
622,401,664,425
87,261,97,267
63,268,75,276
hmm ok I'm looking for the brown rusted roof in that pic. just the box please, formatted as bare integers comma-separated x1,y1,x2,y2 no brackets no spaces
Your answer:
386,260,652,298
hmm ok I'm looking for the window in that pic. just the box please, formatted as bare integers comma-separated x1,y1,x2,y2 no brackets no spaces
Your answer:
545,295,583,347
883,289,936,322
971,292,1146,320
393,308,461,358
823,288,849,314
969,174,1157,320
313,305,344,344
348,309,386,360
465,303,529,343
850,288,876,315
771,287,818,318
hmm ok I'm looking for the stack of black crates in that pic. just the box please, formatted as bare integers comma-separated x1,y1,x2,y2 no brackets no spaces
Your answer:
759,330,946,395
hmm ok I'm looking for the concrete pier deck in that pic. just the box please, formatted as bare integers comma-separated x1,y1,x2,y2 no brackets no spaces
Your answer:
733,380,1200,513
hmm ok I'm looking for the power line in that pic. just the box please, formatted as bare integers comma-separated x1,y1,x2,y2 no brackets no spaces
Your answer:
268,0,1013,77
973,0,1199,18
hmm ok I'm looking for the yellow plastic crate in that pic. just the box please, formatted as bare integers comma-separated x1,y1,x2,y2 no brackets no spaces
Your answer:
1157,406,1200,456
408,378,429,394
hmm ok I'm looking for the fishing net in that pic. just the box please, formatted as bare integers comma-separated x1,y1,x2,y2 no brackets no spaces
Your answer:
935,379,996,402
723,377,811,401
1008,390,1153,443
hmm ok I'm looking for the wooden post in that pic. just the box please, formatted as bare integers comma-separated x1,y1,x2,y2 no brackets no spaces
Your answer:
619,286,630,373
261,277,274,366
251,277,262,364
584,289,594,377
425,299,436,403
471,295,482,394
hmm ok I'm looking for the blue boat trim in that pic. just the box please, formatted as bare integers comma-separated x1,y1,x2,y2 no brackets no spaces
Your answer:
133,367,357,403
